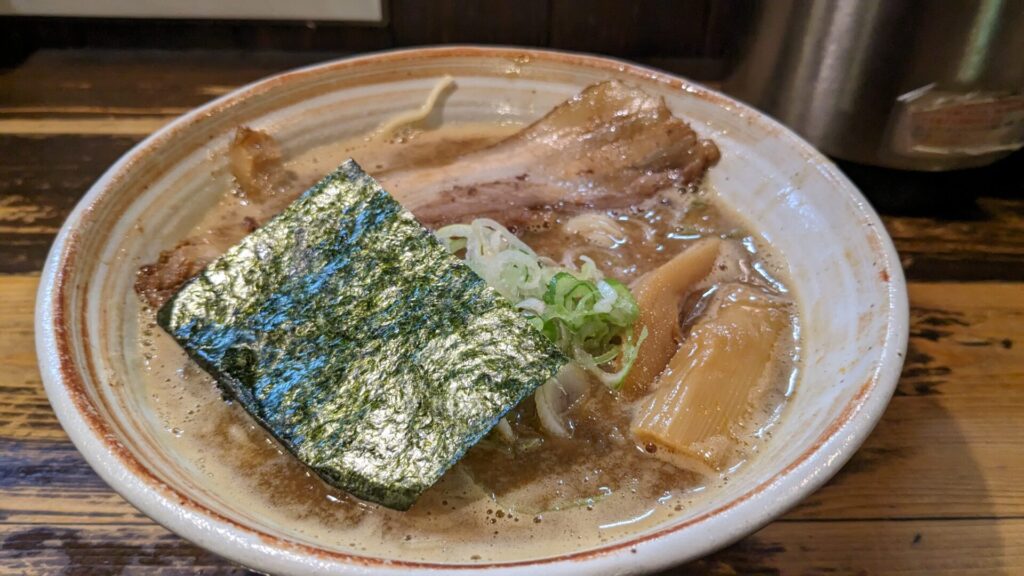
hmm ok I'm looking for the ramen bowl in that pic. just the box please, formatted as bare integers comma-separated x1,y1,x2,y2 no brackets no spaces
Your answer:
36,47,908,575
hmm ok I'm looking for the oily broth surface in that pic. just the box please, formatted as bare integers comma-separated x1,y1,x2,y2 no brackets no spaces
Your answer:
131,123,800,562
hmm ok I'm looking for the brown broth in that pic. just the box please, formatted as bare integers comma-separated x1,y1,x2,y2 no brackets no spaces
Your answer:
132,123,800,562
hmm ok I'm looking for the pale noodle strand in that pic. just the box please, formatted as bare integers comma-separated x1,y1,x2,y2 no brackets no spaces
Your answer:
374,75,455,138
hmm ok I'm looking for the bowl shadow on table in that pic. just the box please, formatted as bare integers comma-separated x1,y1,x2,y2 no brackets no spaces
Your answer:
834,148,1023,220
664,352,1002,574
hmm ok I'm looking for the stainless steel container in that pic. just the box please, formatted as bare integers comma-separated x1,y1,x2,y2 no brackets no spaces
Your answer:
724,0,1024,170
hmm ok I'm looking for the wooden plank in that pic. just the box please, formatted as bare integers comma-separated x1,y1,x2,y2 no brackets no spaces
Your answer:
901,282,1024,395
0,281,137,528
4,275,1023,523
1,19,388,63
790,284,1024,520
2,272,1023,570
0,440,145,525
0,135,139,273
883,199,1024,282
0,281,138,527
790,397,1024,520
0,6,748,66
0,118,170,135
0,518,1020,575
0,50,726,124
549,0,711,57
680,518,1024,576
391,0,550,47
0,275,63,440
0,523,252,575
0,49,726,120
844,149,1024,281
1,132,1022,278
0,50,345,111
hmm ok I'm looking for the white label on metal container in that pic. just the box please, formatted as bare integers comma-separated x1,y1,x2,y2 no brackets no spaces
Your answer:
890,84,1024,157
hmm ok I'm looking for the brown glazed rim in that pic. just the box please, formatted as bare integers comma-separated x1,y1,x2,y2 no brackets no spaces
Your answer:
47,46,904,571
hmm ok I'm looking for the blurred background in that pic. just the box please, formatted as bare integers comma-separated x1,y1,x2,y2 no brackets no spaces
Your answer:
0,0,747,77
3,0,1021,212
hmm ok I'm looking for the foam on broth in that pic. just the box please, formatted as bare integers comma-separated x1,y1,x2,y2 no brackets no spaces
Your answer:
128,122,801,562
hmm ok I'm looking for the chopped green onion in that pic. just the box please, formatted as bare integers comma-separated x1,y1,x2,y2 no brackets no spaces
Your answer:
437,218,645,389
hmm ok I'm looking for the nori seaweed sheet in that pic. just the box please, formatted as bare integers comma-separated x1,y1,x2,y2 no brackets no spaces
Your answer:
157,160,566,510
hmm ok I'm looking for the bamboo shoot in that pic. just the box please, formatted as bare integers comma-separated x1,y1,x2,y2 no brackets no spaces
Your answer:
630,296,787,475
621,238,721,398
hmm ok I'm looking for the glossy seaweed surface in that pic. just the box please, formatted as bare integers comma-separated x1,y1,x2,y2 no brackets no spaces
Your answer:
158,160,566,509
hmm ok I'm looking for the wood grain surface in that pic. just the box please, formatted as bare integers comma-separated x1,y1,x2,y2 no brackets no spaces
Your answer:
2,0,744,73
1,49,1022,575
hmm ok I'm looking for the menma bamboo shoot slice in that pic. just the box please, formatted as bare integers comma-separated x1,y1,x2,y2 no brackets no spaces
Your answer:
630,296,787,475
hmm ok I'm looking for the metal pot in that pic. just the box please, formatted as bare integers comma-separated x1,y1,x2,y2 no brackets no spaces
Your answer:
723,0,1024,170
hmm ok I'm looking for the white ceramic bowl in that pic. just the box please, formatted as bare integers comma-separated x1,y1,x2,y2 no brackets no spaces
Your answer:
36,47,908,575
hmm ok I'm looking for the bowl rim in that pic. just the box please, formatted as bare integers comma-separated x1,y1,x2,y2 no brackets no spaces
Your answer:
36,45,909,575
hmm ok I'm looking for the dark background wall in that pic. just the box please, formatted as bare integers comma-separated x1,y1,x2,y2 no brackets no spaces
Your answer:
0,0,752,78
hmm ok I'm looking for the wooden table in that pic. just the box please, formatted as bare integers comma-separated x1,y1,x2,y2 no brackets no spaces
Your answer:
2,50,1022,575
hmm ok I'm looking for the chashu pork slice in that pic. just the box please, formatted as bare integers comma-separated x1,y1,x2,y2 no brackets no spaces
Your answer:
136,81,719,308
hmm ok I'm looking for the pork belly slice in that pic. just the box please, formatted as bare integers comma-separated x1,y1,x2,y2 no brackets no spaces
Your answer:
136,81,719,308
383,80,719,228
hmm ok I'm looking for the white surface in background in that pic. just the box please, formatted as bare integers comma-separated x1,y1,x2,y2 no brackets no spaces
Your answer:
0,0,383,22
